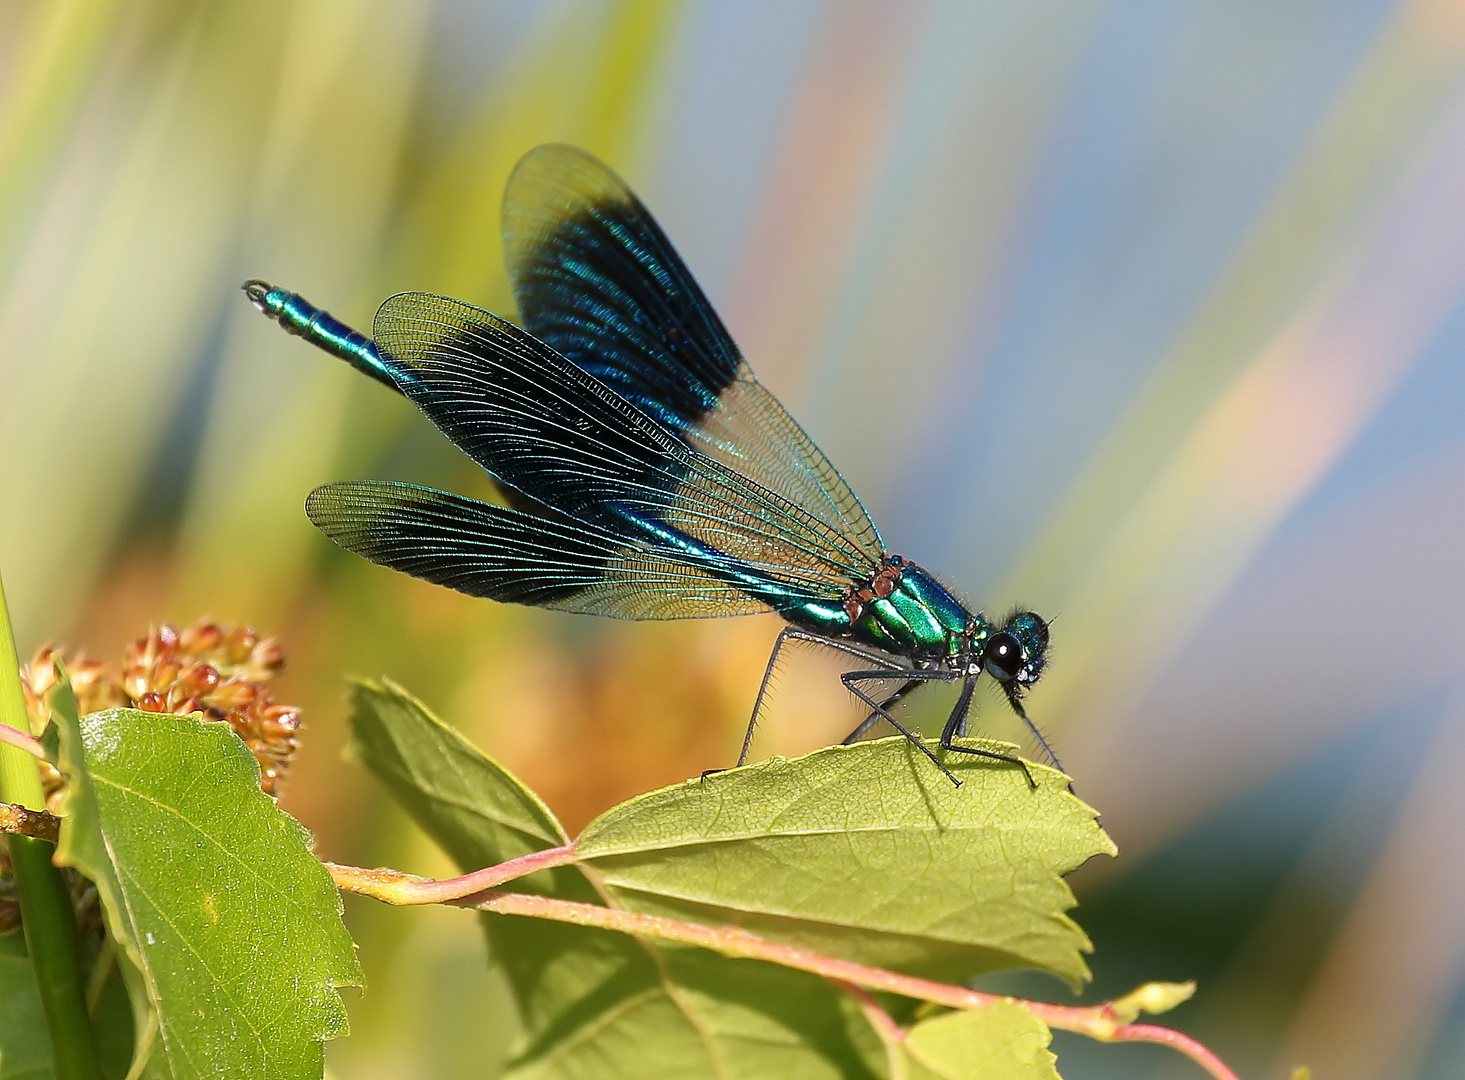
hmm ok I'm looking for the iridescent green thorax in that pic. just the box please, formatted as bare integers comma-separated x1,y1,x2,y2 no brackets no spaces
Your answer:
791,554,981,659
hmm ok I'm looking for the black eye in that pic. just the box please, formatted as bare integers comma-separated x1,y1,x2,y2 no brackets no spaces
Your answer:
983,632,1023,681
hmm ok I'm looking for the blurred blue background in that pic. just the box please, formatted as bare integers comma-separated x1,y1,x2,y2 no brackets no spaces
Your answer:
2,2,1463,1077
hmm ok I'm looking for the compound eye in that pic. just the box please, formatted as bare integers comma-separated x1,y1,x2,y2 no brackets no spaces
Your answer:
983,632,1023,682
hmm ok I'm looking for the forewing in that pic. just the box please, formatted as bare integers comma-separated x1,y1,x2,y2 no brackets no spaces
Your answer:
305,481,772,619
504,143,736,429
503,144,883,561
367,295,874,600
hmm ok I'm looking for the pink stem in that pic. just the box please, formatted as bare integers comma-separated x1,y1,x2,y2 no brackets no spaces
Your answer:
1106,1023,1242,1080
835,980,907,1046
0,721,45,760
465,890,1244,1080
325,843,575,905
326,863,1245,1080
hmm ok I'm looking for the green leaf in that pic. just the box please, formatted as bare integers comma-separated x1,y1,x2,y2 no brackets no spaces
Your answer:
0,883,140,1080
895,1005,1060,1080
345,678,567,884
348,679,631,1042
505,947,885,1080
576,738,1114,986
347,681,887,1079
51,694,363,1080
87,950,140,1080
0,938,53,1080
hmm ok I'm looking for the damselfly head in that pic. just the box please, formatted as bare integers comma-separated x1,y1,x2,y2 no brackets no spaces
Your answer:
982,610,1049,689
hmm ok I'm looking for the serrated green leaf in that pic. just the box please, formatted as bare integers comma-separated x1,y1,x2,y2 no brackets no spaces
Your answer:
895,1005,1059,1080
348,682,887,1079
576,738,1114,986
347,680,622,1040
346,678,567,884
51,694,362,1080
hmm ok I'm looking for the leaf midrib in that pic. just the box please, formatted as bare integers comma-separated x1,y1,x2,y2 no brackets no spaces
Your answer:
594,881,1060,950
577,818,1074,860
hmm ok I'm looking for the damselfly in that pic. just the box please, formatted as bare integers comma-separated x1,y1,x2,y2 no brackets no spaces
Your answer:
245,144,1059,787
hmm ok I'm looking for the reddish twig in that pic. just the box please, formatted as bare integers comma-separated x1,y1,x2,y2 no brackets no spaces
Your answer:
1105,1023,1242,1073
328,857,1241,1080
836,980,908,1045
0,801,60,843
0,720,46,761
324,843,576,905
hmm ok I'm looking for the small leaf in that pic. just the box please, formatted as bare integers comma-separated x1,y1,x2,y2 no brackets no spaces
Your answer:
51,690,362,1079
897,1004,1060,1080
576,737,1114,985
348,682,888,1079
1109,979,1194,1023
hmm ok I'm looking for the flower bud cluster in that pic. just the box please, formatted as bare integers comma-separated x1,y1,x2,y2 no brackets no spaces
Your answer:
21,619,301,797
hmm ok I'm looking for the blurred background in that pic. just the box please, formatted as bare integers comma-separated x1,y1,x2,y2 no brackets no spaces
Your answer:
2,1,1463,1077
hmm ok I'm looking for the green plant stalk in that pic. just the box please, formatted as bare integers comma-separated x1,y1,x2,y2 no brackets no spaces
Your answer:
0,572,100,1080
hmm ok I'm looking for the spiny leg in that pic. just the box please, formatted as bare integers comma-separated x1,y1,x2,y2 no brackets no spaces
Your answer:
841,679,920,744
841,668,958,744
939,675,1035,788
736,627,909,767
841,669,961,786
1002,685,1065,773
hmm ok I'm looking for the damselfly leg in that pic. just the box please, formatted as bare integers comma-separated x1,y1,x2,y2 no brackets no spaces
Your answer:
839,668,961,785
739,627,921,766
935,675,1036,788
